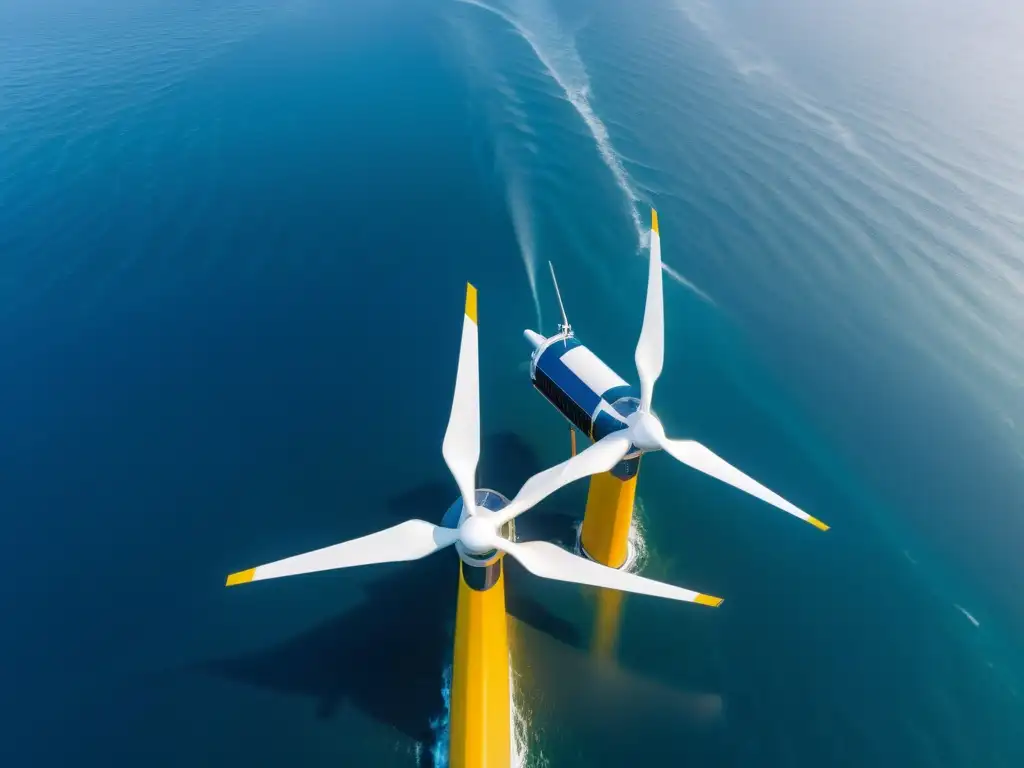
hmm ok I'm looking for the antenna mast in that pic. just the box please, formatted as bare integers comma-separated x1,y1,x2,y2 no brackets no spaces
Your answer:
548,261,572,339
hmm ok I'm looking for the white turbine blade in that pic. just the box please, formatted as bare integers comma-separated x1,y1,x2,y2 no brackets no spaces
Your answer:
225,520,460,586
635,209,664,411
442,283,481,515
499,539,723,606
658,437,828,530
496,432,632,525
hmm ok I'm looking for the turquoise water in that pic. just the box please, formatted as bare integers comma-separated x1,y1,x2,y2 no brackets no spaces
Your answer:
2,0,1023,765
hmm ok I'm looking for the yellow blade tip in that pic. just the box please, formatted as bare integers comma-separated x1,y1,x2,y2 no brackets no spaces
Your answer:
465,282,478,324
807,516,830,531
225,568,256,587
651,208,659,234
695,593,723,607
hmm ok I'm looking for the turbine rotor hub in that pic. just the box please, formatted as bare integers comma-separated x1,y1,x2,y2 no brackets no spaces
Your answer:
459,514,497,555
627,410,664,452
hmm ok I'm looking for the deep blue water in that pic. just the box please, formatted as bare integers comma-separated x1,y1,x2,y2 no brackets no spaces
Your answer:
2,0,1023,765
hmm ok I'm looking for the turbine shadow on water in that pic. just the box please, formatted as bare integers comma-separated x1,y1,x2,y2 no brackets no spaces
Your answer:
198,432,581,765
201,554,456,751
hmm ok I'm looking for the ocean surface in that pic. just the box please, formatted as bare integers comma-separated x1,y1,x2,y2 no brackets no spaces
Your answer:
2,0,1023,765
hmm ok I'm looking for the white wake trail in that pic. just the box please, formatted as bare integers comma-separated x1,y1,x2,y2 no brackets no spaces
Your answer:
457,0,712,303
507,171,544,329
456,0,644,243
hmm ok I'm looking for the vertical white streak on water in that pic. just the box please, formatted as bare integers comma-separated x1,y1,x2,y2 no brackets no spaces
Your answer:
449,12,544,327
507,171,544,329
510,653,532,767
429,663,453,767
